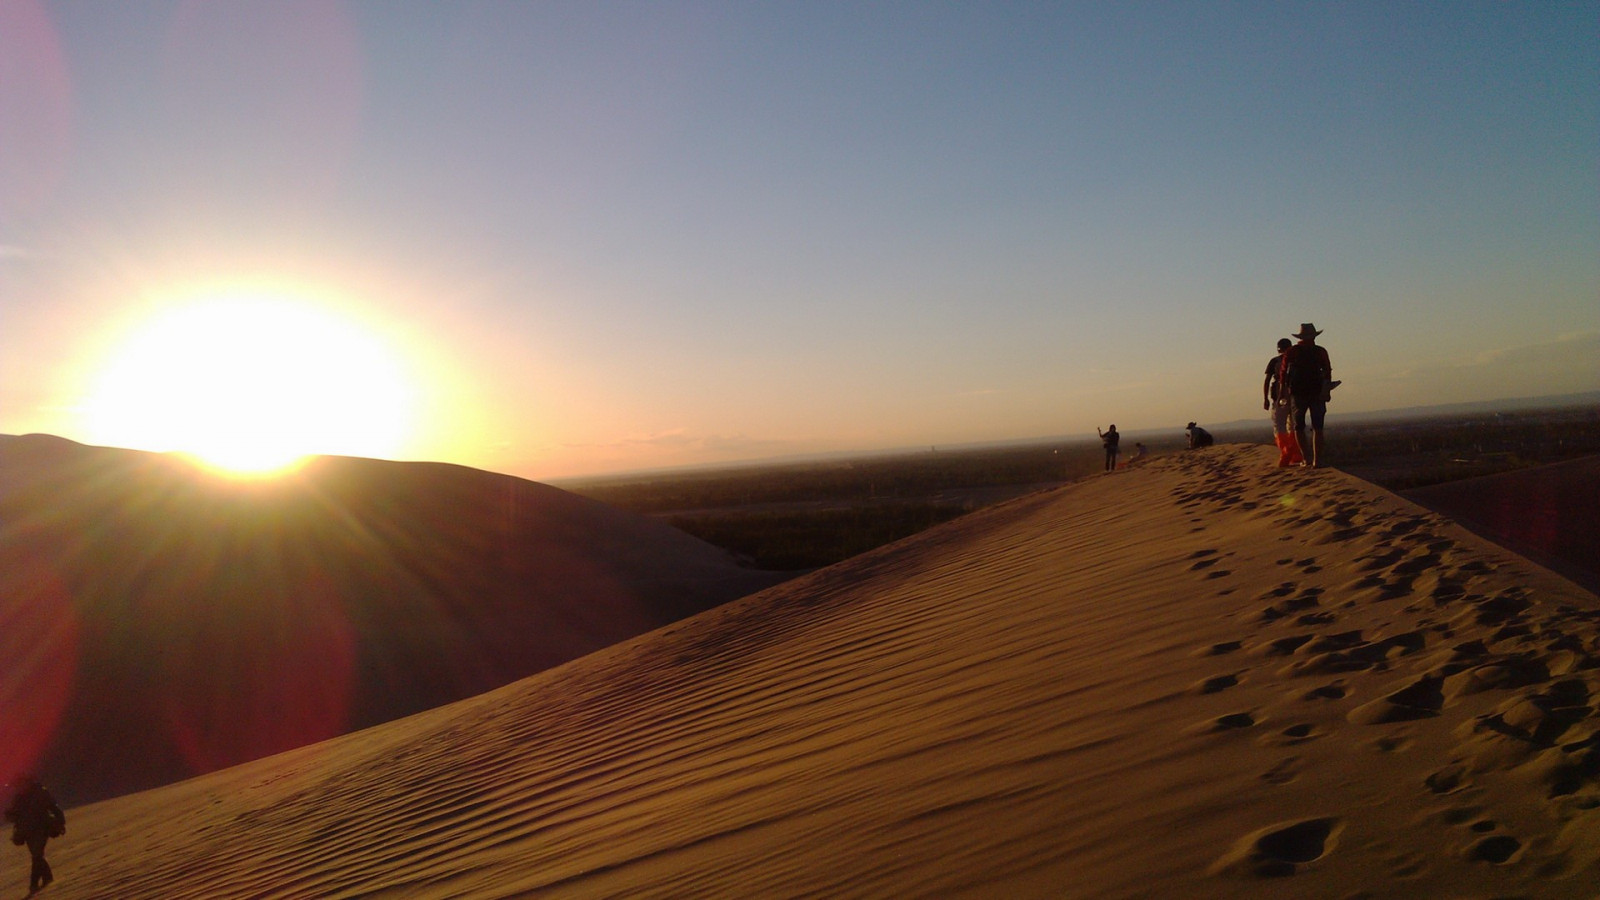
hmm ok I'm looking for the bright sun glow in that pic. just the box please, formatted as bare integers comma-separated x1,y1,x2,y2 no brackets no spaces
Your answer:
82,291,417,476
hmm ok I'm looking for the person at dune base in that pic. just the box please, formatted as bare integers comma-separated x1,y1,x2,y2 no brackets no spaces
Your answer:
1097,424,1120,472
1185,422,1214,449
1280,322,1334,468
6,775,64,893
1263,338,1304,467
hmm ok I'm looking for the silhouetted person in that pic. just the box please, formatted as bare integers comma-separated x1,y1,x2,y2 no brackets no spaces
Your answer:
1186,422,1214,449
1097,424,1120,471
1281,323,1333,467
6,775,64,894
1129,442,1148,466
1264,338,1303,467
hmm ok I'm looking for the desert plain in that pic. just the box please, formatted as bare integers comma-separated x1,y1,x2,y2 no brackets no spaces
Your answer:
2,438,1594,898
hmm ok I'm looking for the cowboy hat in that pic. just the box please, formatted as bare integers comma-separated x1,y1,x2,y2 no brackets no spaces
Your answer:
1291,323,1322,340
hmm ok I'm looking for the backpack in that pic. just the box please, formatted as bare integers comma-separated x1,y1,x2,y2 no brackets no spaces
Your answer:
1284,343,1324,395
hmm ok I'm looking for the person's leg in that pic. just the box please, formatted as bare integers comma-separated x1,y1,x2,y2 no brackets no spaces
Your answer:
1289,397,1310,465
1309,400,1327,467
27,836,48,890
1271,407,1292,466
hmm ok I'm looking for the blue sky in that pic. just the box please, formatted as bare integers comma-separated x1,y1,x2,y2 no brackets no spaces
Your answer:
2,1,1596,478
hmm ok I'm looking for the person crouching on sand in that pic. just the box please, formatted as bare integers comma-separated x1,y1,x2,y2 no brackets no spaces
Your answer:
1264,338,1304,467
1186,422,1214,449
5,774,64,893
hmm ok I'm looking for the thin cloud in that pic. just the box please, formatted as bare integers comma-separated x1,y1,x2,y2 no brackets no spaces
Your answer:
1369,331,1599,388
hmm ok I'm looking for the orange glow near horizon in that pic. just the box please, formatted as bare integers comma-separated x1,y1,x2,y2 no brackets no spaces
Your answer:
80,288,419,476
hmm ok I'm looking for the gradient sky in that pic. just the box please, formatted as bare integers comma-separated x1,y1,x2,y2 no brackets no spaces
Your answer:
2,1,1596,479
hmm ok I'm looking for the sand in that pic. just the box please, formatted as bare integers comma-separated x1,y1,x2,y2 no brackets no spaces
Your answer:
0,435,785,804
30,445,1600,898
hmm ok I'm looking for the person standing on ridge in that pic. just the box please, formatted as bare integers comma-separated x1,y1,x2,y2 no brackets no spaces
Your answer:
5,774,64,893
1097,424,1120,472
1281,322,1334,468
1264,338,1303,467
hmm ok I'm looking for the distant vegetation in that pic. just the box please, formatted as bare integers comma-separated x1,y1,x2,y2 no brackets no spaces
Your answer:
1331,405,1600,491
565,404,1600,570
565,441,1135,512
564,438,1179,569
669,503,972,572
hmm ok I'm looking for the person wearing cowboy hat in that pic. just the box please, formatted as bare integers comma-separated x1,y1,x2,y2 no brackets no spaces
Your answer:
1279,323,1333,468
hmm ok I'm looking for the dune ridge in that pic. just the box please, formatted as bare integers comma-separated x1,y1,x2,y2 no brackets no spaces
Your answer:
45,445,1600,898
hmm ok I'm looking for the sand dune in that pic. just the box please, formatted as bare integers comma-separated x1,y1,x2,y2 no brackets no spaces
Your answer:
0,435,785,804
34,445,1600,898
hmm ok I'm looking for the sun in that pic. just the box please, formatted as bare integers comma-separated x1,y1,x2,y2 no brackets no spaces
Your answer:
81,290,417,476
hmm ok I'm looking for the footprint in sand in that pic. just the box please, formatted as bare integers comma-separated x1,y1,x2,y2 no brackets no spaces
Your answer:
1466,834,1522,864
1261,723,1323,746
1214,712,1258,730
1427,804,1485,825
1425,766,1471,795
1196,674,1241,694
1261,756,1301,785
1384,851,1430,878
1348,675,1444,724
1370,734,1413,753
1303,683,1347,701
1258,634,1314,655
1211,817,1342,878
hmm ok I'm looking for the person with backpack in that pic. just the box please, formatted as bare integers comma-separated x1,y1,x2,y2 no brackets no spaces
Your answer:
1185,422,1214,449
1279,323,1333,468
1096,424,1120,472
5,774,64,893
1263,338,1304,467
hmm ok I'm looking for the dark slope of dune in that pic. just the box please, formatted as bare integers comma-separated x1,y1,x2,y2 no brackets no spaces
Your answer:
0,434,786,803
1403,454,1600,596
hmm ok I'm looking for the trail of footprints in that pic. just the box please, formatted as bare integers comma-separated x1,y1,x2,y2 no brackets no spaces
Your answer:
1173,449,1600,881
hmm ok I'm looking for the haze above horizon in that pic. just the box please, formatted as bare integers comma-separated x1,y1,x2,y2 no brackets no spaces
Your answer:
2,1,1595,480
